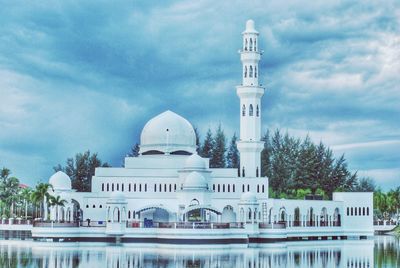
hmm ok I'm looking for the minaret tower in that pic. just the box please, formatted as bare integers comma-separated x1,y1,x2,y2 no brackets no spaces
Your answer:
236,20,265,178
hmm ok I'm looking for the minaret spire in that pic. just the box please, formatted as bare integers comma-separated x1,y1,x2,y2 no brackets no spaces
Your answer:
236,20,265,178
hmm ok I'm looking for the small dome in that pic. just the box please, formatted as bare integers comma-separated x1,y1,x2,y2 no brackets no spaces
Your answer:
49,171,71,191
183,171,208,189
241,192,258,203
184,154,206,169
243,19,259,34
140,110,196,155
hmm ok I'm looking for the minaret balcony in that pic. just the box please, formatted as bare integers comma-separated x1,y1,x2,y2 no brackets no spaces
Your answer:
240,52,261,61
236,85,264,98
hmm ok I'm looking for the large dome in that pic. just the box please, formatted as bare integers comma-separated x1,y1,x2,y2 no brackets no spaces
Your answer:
184,154,206,170
140,110,196,155
49,171,71,191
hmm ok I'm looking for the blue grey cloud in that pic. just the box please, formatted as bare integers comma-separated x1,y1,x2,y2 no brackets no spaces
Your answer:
0,0,399,190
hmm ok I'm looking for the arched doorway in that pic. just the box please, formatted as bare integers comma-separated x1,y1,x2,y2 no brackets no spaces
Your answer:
320,207,328,226
136,205,173,222
334,208,341,226
294,207,300,227
183,205,221,222
71,199,81,223
221,205,236,222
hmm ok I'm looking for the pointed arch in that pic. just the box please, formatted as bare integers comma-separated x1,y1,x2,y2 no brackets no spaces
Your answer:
244,66,247,78
242,104,246,116
249,38,253,51
245,39,248,51
249,104,253,116
256,105,259,117
255,66,257,78
249,65,253,77
254,38,257,51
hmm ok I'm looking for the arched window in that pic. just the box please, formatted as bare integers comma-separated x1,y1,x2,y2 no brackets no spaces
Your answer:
247,184,250,192
122,184,124,192
254,39,257,51
218,184,220,192
249,104,253,116
102,183,104,191
139,184,142,192
154,184,157,192
116,184,119,191
359,207,361,215
159,184,162,192
255,66,257,78
242,104,246,116
256,105,259,117
233,184,235,192
112,183,114,191
351,207,353,216
242,167,245,177
134,183,136,192
169,184,172,192
93,205,96,208
99,205,102,208
213,184,215,191
249,38,253,51
129,183,131,192
145,184,147,192
174,184,177,191
128,211,131,219
256,167,259,177
245,39,248,51
227,184,230,192
107,183,109,191
164,184,167,192
257,184,260,193
367,207,369,215
262,185,265,193
244,66,247,78
248,208,252,220
347,207,349,216
242,184,245,192
363,207,365,216
249,66,253,77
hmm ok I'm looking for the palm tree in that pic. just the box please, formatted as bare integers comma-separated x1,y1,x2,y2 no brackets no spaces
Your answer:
30,183,52,220
20,188,33,220
0,168,20,217
49,195,67,222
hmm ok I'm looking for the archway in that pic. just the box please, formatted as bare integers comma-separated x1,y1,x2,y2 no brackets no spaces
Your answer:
221,205,236,222
136,205,173,222
183,205,221,222
334,208,341,226
279,207,287,223
294,207,300,227
309,207,314,226
320,207,328,226
71,199,81,223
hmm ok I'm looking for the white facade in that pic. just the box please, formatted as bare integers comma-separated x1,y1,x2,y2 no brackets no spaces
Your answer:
44,20,373,241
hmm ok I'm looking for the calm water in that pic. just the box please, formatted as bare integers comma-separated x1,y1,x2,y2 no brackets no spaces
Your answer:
0,236,399,268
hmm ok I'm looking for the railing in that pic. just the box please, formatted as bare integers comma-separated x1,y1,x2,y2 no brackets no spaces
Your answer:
33,221,79,228
81,221,106,227
0,219,32,225
259,222,286,229
374,220,397,226
126,221,244,229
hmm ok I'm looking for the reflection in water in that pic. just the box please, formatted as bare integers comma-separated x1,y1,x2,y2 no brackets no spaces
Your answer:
0,236,397,268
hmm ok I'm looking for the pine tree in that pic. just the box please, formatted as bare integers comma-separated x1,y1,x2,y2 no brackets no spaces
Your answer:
193,127,201,154
200,129,214,159
210,125,226,168
226,133,239,168
261,131,271,177
128,143,140,157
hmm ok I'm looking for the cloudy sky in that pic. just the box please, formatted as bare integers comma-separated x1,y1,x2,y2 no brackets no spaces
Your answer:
0,1,399,190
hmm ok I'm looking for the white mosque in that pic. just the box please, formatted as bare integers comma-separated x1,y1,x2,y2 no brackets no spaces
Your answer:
35,20,373,243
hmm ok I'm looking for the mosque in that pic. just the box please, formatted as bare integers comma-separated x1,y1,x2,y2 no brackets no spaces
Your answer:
36,20,373,242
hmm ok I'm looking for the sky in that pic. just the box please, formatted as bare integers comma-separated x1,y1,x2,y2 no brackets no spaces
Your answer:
0,0,399,190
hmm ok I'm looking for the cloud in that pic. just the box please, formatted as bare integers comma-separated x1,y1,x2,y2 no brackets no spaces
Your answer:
0,0,399,191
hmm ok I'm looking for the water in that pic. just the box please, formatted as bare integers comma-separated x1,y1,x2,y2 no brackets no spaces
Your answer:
0,235,398,267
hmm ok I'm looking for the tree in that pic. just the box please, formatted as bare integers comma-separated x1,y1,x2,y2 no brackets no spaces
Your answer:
200,129,214,159
210,125,226,168
30,183,52,220
127,143,140,157
20,187,33,220
193,127,201,154
49,195,67,221
355,177,376,192
226,133,239,168
0,168,20,217
54,150,110,192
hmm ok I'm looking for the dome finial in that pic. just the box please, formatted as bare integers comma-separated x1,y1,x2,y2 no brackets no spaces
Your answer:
246,19,255,30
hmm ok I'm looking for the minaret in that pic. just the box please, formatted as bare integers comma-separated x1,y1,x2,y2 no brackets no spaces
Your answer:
236,20,265,178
